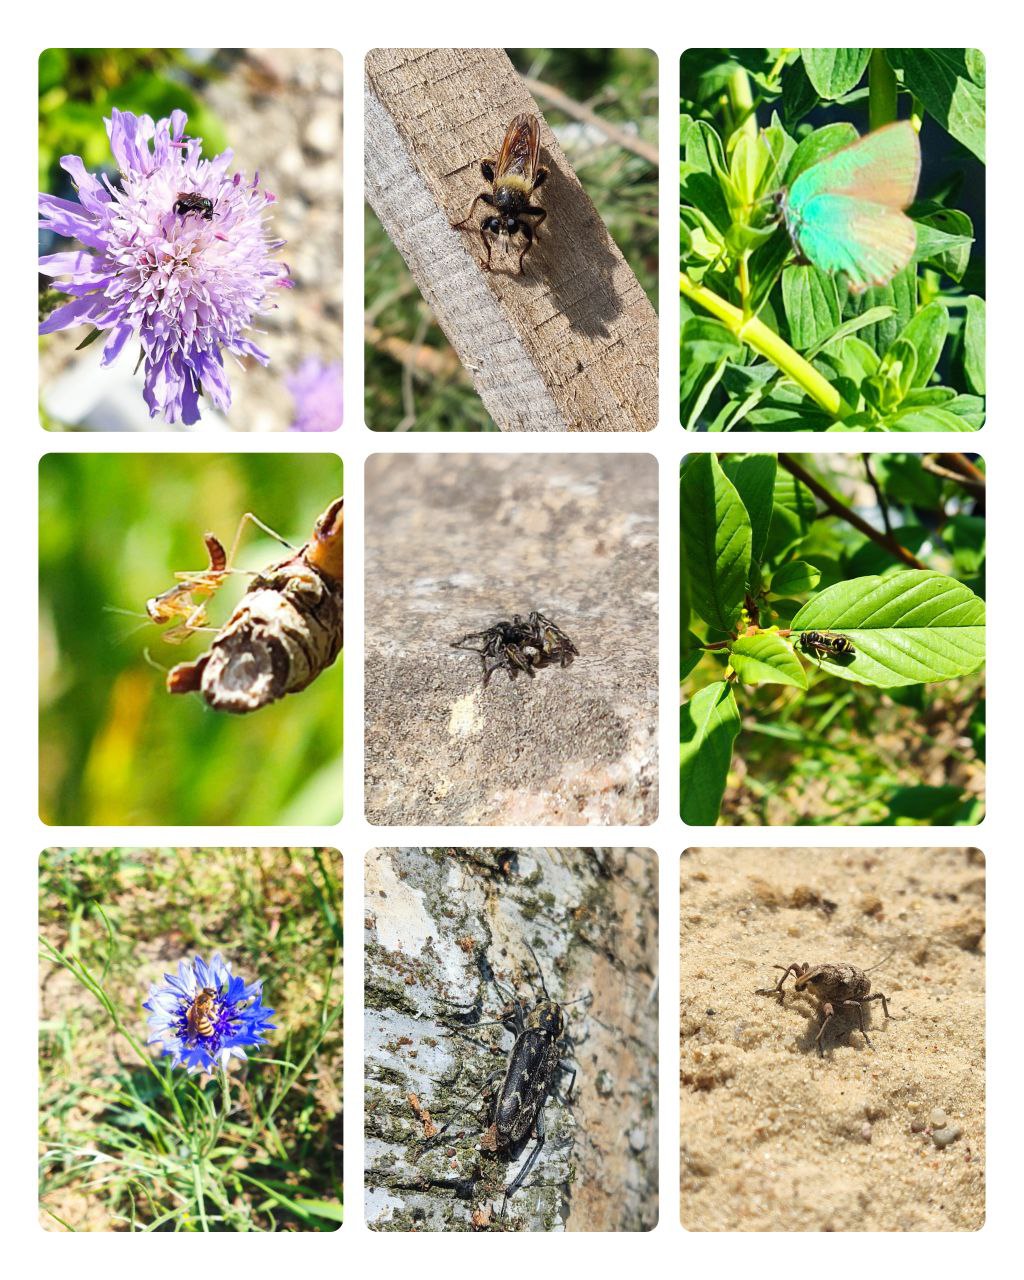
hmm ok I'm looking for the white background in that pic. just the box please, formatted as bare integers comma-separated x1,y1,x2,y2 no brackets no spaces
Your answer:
5,7,1015,1276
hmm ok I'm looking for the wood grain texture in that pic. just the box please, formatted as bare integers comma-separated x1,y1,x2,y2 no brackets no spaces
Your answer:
365,48,658,432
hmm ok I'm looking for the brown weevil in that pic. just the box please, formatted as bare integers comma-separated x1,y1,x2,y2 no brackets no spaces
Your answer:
757,955,894,1057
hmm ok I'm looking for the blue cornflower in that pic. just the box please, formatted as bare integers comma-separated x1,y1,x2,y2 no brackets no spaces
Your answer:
144,952,275,1074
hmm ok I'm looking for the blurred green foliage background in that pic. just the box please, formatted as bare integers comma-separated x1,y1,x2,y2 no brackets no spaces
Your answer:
365,48,658,431
39,455,343,825
39,49,226,195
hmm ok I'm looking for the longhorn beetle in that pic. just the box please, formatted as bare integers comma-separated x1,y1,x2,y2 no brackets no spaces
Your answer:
418,939,589,1224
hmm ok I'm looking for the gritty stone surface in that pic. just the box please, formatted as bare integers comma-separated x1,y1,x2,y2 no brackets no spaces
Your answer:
364,454,658,825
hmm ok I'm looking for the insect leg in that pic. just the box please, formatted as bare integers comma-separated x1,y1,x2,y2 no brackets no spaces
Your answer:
842,998,875,1050
419,1068,504,1151
499,1107,547,1220
452,191,496,230
515,222,535,276
815,1002,835,1057
224,511,296,568
757,962,806,999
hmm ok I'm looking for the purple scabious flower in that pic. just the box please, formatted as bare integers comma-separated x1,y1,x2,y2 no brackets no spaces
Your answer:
144,952,275,1074
287,356,343,431
38,108,291,426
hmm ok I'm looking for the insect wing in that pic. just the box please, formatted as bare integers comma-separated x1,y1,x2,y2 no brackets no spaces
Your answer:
495,113,540,183
792,194,917,292
788,121,920,210
785,122,921,292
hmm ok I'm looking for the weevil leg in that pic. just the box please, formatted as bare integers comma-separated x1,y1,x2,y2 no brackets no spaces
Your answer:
842,998,874,1049
815,1002,835,1056
556,1061,577,1103
757,962,806,1000
500,1108,547,1220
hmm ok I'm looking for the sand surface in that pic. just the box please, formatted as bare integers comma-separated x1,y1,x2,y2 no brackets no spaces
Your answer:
680,846,985,1231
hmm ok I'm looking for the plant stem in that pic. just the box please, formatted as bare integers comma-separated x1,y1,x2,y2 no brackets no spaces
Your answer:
868,50,898,130
727,67,758,140
679,274,845,418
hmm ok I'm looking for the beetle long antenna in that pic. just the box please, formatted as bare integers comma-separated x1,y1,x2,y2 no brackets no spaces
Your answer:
865,950,896,973
522,939,550,999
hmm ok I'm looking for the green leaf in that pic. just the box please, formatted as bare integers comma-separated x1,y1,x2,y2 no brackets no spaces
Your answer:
680,454,751,633
898,301,948,388
781,263,842,351
770,560,821,595
807,306,894,357
790,569,985,687
724,454,776,569
964,296,985,394
800,48,871,98
780,58,820,130
680,681,740,824
913,207,973,282
941,514,986,577
730,634,808,689
888,48,985,161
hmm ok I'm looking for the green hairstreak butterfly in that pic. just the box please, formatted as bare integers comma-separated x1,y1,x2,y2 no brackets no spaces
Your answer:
775,121,921,294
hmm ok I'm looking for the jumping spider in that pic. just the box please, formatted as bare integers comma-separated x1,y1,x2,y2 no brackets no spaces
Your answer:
757,956,894,1057
450,611,579,687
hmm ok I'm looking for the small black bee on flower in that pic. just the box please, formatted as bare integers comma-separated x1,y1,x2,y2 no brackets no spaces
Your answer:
173,192,215,220
798,630,856,666
450,610,578,687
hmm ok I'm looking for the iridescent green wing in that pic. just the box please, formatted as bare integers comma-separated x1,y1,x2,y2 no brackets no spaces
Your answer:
787,121,921,210
793,192,917,293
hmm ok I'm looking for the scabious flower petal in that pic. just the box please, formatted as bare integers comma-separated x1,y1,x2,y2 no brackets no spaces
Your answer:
143,951,276,1075
39,108,290,426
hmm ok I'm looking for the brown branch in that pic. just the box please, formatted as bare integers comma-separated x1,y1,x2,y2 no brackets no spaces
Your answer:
778,455,927,570
520,76,659,167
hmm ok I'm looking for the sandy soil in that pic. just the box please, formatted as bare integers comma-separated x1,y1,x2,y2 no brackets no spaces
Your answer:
680,846,985,1231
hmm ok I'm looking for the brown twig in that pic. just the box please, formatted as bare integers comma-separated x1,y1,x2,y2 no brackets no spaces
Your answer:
521,76,659,167
778,455,927,570
922,453,987,501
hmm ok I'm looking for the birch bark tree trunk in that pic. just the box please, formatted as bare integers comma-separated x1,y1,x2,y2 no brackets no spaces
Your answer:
365,847,659,1231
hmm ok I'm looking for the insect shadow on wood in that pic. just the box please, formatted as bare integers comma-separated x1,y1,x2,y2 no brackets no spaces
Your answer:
416,939,591,1226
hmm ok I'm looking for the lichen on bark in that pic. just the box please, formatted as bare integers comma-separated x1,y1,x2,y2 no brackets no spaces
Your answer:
365,846,659,1231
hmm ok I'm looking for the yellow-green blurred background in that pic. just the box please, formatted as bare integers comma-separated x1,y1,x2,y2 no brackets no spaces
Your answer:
39,454,343,825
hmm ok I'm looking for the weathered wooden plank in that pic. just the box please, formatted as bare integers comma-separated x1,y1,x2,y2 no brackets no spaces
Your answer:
364,48,659,432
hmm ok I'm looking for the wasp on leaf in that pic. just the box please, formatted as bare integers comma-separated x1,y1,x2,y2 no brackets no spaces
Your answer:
453,113,549,275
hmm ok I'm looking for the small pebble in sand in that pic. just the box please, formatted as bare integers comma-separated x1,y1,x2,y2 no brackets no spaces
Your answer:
860,1122,873,1142
910,1116,927,1133
932,1124,963,1149
629,1127,647,1153
930,1106,948,1128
